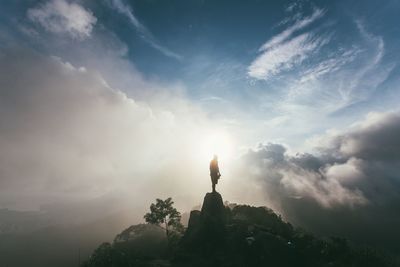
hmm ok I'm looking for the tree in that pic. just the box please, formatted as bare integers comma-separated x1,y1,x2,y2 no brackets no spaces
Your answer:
144,197,184,239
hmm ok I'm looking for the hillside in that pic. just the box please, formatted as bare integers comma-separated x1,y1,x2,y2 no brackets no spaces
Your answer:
82,192,398,267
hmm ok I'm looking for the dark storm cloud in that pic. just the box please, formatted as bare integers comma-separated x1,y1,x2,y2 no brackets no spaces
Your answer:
323,112,400,161
239,111,400,252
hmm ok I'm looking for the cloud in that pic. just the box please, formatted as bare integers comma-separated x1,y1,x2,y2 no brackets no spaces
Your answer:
248,32,329,80
337,20,389,105
234,111,400,252
242,111,400,208
27,0,97,40
239,143,367,209
297,47,362,84
107,0,182,60
247,6,327,80
0,48,212,217
261,8,324,51
316,112,400,161
301,20,389,108
248,12,392,135
257,19,393,139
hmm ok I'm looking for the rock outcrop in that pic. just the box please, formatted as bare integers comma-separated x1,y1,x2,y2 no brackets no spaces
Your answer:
201,192,226,225
181,192,227,253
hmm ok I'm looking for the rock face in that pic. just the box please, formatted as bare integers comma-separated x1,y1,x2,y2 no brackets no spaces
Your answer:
201,192,226,225
178,191,228,266
186,210,201,230
199,192,227,247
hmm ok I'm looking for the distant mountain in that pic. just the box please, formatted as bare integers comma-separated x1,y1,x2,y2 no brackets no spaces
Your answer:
82,192,399,267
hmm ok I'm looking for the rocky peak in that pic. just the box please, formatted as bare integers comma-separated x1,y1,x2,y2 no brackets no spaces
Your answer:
201,191,226,225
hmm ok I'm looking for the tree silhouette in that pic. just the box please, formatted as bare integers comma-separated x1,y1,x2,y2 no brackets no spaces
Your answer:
144,197,184,239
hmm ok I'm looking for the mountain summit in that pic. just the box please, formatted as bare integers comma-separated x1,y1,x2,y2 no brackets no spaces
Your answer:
82,191,397,267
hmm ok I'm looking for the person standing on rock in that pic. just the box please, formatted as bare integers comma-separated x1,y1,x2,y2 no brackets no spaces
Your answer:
210,155,221,192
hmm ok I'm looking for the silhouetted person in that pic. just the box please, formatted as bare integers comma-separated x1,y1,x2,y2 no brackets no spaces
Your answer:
210,155,221,192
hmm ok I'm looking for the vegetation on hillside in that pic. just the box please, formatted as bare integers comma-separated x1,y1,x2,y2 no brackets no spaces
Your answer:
82,197,398,267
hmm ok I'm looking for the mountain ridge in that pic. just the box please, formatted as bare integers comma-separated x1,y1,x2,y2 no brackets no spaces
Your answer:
82,192,398,267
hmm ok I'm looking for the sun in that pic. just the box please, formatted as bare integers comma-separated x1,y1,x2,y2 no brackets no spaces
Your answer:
197,130,235,164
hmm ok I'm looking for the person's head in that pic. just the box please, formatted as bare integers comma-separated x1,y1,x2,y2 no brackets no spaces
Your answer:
213,154,218,160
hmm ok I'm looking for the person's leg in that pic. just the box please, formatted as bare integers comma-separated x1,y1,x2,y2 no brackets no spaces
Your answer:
211,175,217,192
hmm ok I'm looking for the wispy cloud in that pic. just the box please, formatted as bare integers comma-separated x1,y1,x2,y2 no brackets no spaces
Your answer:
248,32,329,80
261,8,325,51
27,0,97,40
338,20,387,104
278,20,392,120
248,8,326,80
297,47,362,84
246,9,394,147
108,0,182,60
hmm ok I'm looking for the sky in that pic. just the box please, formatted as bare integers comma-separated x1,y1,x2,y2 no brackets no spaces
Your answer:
1,0,400,253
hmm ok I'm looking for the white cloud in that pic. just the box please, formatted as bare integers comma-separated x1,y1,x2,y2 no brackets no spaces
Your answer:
234,142,368,210
0,49,210,213
27,0,97,40
248,8,329,80
107,0,182,60
248,33,328,80
338,20,389,105
261,8,324,51
297,47,361,84
289,21,391,113
108,0,147,34
324,157,364,185
285,2,298,13
280,165,367,208
247,7,327,81
257,19,393,137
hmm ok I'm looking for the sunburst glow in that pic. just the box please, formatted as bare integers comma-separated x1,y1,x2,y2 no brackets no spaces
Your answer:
197,130,235,165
